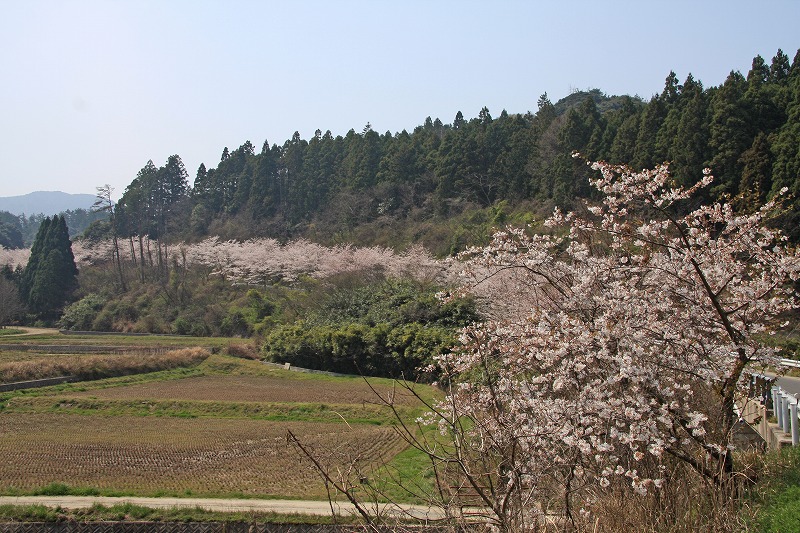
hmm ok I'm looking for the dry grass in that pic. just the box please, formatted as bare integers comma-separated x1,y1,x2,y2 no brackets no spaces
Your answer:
0,347,210,383
224,342,261,360
566,462,757,533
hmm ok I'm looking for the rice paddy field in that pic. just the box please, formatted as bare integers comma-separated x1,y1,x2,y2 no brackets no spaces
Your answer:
0,330,435,501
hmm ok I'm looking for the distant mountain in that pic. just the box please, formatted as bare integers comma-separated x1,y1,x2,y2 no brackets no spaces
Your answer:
0,191,96,216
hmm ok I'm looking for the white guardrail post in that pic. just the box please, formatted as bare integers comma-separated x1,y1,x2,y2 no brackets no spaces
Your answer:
751,364,800,446
789,397,799,446
781,391,792,433
773,386,782,428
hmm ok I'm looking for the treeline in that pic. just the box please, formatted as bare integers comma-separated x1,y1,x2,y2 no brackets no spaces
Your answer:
107,49,800,252
2,215,78,322
0,209,106,249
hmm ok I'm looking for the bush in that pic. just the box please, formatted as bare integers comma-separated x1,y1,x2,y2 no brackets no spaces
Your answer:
263,321,453,379
172,317,192,335
220,310,251,337
58,294,105,331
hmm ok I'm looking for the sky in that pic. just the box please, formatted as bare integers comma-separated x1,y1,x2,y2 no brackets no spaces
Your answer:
0,1,798,198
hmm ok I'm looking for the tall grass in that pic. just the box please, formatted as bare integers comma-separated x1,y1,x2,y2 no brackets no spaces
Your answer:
0,347,210,383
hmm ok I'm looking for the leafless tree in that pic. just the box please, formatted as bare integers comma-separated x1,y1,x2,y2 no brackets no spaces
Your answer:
0,277,23,327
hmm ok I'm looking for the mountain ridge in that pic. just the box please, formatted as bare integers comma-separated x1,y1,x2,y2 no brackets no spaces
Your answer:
0,191,96,216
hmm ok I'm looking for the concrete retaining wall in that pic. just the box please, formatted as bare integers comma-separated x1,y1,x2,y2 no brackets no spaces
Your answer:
738,400,792,450
0,376,76,392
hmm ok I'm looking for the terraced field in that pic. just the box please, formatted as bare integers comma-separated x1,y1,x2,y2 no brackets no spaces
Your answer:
70,373,420,406
0,331,434,501
0,413,405,498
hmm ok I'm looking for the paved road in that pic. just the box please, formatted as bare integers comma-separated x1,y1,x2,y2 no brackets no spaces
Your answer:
775,374,800,396
0,496,451,520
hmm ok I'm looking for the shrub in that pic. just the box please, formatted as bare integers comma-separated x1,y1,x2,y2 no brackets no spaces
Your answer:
225,343,260,360
58,293,105,331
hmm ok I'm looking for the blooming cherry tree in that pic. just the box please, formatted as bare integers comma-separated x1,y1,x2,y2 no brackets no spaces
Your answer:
421,160,799,529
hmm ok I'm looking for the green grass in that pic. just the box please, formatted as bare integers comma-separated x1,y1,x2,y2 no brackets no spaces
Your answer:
0,329,24,336
34,482,102,496
0,504,62,522
0,502,344,525
1,395,415,425
756,485,800,532
372,439,438,504
749,446,800,532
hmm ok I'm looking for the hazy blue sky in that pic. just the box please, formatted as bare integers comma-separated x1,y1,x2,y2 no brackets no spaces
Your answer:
0,0,798,198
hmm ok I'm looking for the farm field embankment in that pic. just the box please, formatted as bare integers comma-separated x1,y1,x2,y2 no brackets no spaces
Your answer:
0,331,436,503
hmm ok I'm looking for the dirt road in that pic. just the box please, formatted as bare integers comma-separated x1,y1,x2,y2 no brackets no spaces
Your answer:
1,327,60,336
0,495,449,520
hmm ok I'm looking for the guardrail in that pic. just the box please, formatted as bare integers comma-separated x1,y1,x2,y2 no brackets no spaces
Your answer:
769,383,799,446
771,359,800,447
746,369,799,448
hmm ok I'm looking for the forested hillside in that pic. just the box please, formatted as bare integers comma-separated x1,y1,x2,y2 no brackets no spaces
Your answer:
1,49,799,385
0,209,105,248
105,49,800,255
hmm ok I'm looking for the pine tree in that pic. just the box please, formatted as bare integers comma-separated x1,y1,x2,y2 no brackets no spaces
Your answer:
708,71,751,196
736,132,772,210
19,216,52,303
22,215,77,319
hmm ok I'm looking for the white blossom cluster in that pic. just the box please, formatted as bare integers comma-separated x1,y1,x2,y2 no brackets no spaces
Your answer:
432,160,799,522
182,237,449,284
0,247,30,270
67,236,451,285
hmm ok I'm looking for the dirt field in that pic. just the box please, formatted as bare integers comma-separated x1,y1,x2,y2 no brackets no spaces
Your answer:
0,341,431,501
70,373,421,406
0,412,405,499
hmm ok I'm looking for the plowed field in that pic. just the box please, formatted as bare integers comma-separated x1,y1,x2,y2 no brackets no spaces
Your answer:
0,340,433,500
0,413,404,498
71,374,419,406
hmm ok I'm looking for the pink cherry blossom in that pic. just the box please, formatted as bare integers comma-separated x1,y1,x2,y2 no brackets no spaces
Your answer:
421,160,799,529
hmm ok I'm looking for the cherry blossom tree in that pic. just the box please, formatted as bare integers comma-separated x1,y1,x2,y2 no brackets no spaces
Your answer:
182,237,449,285
0,246,30,270
399,160,799,530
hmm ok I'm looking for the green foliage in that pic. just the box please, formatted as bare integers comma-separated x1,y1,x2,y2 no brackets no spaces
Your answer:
751,446,800,531
263,278,476,379
57,49,800,250
58,293,106,331
0,211,24,249
20,215,78,320
220,310,251,337
34,482,101,496
0,504,62,522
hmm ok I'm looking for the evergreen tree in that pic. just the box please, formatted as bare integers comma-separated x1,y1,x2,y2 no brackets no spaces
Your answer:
606,96,642,163
453,111,465,129
769,49,791,83
632,94,667,169
0,211,24,249
19,216,52,303
21,215,77,318
707,71,751,196
735,132,772,210
671,75,710,187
